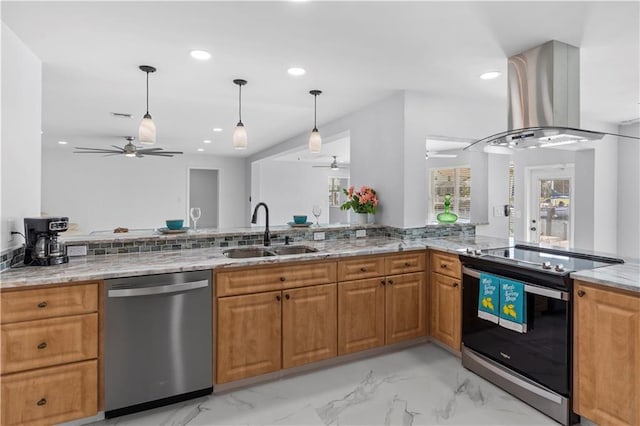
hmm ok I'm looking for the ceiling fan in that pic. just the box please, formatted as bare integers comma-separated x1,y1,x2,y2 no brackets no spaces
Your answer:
312,156,348,170
74,137,183,158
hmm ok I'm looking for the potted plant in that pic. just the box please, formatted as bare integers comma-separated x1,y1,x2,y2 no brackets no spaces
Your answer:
340,185,379,224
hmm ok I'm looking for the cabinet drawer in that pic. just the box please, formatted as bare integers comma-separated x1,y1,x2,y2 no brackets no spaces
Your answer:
1,283,98,324
337,256,385,281
1,360,97,426
216,261,336,297
385,252,425,275
1,313,98,374
430,251,461,279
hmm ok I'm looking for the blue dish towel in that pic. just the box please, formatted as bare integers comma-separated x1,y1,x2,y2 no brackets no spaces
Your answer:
478,273,500,324
499,278,527,333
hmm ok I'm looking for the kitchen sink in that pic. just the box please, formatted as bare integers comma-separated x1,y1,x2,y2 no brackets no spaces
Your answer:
271,245,318,255
222,247,276,258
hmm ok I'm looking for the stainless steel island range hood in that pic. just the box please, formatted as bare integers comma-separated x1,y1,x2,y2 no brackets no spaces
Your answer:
465,40,637,152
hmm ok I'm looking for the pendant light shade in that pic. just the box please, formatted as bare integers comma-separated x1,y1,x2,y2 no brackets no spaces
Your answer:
233,79,248,150
308,90,322,153
138,65,157,145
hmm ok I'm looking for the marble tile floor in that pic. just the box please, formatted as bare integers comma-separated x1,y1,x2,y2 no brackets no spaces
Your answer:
90,344,566,426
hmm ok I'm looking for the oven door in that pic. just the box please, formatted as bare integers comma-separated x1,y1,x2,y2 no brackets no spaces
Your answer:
461,266,570,396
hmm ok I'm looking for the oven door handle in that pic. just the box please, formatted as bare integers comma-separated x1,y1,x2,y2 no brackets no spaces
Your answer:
462,267,569,301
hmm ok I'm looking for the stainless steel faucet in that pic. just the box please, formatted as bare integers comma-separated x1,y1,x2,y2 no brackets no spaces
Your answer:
251,202,271,246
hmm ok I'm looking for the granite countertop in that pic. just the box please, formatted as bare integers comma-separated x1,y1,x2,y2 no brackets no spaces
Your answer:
2,234,636,294
571,262,640,294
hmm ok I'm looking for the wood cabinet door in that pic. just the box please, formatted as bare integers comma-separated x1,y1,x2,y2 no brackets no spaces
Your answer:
216,291,282,383
430,272,461,351
574,282,640,426
430,251,461,280
282,284,337,369
385,272,426,344
1,360,97,426
337,256,385,281
338,278,385,355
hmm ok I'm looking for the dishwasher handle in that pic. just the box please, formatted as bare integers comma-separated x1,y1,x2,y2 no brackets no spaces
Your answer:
108,280,209,298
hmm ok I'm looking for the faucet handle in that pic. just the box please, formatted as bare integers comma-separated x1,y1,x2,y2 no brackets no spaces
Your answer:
285,236,293,245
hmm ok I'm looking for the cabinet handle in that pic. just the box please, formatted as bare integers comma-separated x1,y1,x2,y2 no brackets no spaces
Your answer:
37,398,47,406
388,279,394,285
279,276,286,282
285,294,290,300
404,262,411,267
360,267,367,272
381,280,386,286
453,282,459,288
37,342,47,350
37,301,48,308
440,263,447,268
276,295,281,301
577,290,586,297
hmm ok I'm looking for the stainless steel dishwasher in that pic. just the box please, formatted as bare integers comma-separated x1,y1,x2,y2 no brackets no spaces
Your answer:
105,270,212,418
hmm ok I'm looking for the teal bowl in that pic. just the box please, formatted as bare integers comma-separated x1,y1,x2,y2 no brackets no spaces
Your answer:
293,215,307,224
166,219,184,230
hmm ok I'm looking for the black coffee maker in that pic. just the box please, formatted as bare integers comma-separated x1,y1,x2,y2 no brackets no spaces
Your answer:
24,217,69,266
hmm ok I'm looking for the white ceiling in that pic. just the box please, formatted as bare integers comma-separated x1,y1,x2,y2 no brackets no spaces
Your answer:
2,1,638,157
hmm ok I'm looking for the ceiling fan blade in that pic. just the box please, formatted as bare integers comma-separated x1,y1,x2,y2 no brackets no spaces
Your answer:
110,145,126,152
74,150,122,154
136,148,164,153
74,147,122,152
146,153,176,157
102,153,124,157
155,151,183,155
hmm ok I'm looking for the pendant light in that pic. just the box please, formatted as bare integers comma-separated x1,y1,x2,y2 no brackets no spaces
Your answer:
233,79,248,150
138,65,157,145
308,90,322,153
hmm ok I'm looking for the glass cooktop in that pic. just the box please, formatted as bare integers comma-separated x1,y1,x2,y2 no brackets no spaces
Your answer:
482,244,623,273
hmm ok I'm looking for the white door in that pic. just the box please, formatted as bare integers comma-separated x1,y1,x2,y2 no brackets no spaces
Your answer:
527,166,574,248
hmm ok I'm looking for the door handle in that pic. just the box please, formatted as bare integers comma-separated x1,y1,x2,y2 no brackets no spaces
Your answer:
381,280,386,286
37,342,47,350
360,267,367,272
108,280,208,297
577,290,586,297
285,293,290,300
530,227,537,231
37,301,48,308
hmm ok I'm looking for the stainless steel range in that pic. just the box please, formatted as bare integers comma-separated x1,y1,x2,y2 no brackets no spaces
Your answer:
459,244,622,425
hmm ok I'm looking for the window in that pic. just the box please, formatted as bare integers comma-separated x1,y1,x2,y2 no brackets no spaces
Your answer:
429,167,471,222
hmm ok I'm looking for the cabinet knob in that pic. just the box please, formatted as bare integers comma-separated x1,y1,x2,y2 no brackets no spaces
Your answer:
577,290,586,297
388,279,394,285
276,295,281,301
37,301,48,308
404,262,411,267
440,263,447,268
360,267,367,272
37,398,47,406
279,276,286,282
453,282,459,288
285,294,290,300
37,342,47,350
381,280,386,286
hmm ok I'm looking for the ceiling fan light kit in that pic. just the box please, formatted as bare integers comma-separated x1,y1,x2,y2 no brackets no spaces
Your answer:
233,79,248,150
138,65,157,145
308,90,322,153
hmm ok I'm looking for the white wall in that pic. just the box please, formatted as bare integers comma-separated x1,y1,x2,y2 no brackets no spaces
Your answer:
1,24,42,251
475,153,512,238
41,147,246,233
253,160,349,226
617,123,640,259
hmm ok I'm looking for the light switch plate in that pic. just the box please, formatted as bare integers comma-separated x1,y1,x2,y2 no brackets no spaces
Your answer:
313,232,325,241
67,245,87,256
356,229,366,238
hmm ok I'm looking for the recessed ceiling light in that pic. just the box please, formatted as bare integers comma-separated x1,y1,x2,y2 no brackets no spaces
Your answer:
480,71,501,80
190,50,211,61
287,67,306,76
197,148,205,152
212,128,223,132
203,139,212,144
58,140,68,145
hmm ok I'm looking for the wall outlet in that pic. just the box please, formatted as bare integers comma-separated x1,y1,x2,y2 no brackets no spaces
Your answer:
356,229,366,238
67,245,87,256
6,219,16,243
313,232,325,241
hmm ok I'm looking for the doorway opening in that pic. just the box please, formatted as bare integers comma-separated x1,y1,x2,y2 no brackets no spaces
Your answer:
188,168,219,229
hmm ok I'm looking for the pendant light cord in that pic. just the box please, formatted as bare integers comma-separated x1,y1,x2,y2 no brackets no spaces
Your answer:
314,94,317,129
238,84,243,123
145,71,150,115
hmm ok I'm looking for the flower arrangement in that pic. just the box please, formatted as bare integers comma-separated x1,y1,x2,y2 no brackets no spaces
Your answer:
340,185,379,214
